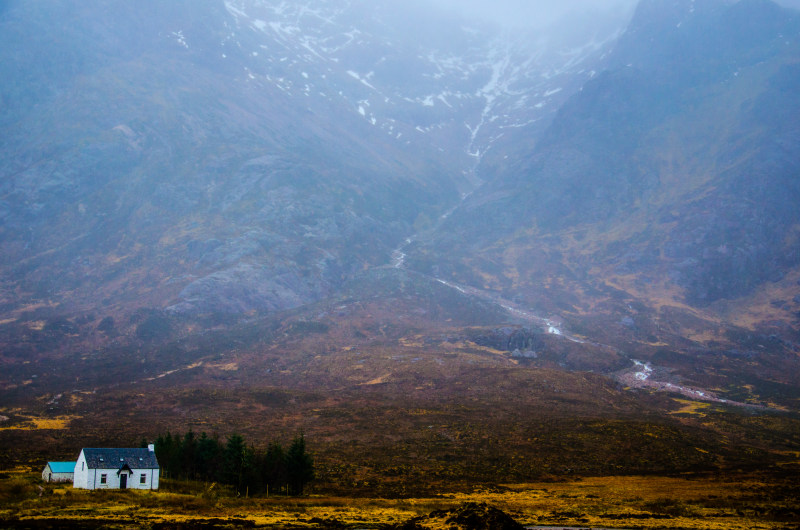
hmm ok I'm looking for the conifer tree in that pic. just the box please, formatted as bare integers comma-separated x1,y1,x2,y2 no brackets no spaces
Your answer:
286,433,315,496
182,430,197,480
262,441,287,495
196,432,223,483
224,433,248,493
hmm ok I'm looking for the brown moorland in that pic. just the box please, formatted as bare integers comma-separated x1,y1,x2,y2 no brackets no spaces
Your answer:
1,276,799,528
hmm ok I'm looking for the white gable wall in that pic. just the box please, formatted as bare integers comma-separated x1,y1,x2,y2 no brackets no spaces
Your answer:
73,450,89,489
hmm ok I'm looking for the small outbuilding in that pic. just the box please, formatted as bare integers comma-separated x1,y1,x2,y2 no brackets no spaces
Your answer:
42,461,76,483
73,444,160,490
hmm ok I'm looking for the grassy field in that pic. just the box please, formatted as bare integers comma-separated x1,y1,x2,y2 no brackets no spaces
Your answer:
1,469,799,529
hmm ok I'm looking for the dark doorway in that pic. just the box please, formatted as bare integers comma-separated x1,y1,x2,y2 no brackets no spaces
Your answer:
120,474,127,489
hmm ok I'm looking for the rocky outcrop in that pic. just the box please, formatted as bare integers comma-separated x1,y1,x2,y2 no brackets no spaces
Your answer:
389,502,525,530
469,327,545,354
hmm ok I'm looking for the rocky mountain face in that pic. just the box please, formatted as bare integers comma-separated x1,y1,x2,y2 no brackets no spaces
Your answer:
0,0,625,358
411,0,800,322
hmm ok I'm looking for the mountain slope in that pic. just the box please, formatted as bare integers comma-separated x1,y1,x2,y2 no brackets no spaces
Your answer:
2,0,799,410
407,0,800,388
0,1,627,362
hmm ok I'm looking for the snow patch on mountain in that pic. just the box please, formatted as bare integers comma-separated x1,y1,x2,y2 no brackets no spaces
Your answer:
221,0,627,173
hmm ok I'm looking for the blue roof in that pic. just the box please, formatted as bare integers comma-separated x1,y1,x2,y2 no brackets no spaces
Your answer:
47,461,75,473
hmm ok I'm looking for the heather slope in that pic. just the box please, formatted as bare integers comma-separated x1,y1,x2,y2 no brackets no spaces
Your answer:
411,0,800,333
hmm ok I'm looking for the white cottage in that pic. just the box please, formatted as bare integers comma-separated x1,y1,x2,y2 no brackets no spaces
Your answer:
73,445,160,490
42,461,76,483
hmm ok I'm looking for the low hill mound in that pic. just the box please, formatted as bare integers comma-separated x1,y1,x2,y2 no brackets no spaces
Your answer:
390,502,525,530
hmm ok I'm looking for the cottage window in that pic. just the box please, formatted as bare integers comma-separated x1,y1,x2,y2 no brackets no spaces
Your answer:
81,462,84,471
100,474,107,484
140,473,146,484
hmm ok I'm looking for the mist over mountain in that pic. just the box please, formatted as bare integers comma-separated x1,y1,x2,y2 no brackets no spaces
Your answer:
1,0,800,426
413,0,800,308
0,0,625,348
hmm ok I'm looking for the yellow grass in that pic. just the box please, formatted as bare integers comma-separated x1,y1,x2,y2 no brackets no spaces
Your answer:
206,362,238,371
14,301,59,315
669,399,714,417
399,336,424,347
1,474,795,529
363,373,392,385
0,414,77,431
722,268,800,331
457,341,507,356
684,329,725,343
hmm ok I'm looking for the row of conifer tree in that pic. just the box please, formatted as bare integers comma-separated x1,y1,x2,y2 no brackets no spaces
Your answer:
153,431,314,495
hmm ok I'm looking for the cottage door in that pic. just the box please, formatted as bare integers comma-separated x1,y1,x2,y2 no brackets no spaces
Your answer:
120,473,127,489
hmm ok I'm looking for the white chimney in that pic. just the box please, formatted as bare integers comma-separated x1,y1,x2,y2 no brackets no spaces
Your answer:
147,443,155,452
